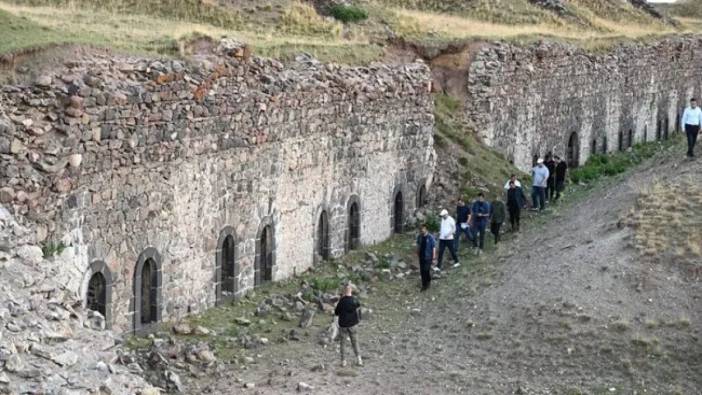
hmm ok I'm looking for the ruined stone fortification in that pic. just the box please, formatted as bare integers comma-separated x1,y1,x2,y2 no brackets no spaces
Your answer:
466,37,702,170
0,42,435,333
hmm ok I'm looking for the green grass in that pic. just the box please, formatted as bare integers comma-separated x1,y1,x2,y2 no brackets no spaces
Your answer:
41,239,67,258
0,8,67,54
330,4,369,23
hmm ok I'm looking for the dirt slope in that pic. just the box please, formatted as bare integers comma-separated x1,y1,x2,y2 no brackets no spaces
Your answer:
182,143,701,394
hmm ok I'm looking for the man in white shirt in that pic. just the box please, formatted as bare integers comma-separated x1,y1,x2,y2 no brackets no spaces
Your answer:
436,209,460,270
682,98,702,158
531,158,550,212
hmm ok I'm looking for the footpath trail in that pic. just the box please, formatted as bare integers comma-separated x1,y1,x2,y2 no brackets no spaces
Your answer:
184,146,702,395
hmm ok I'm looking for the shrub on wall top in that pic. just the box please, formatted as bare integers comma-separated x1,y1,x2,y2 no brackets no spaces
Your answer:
330,4,368,23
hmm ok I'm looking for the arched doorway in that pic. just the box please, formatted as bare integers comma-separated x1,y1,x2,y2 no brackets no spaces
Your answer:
664,116,669,139
317,211,330,261
657,119,662,140
618,131,624,151
347,198,361,251
393,191,404,234
627,129,634,148
602,136,608,153
416,184,427,209
255,222,274,286
566,132,579,168
133,248,161,332
221,235,237,297
591,139,597,156
87,272,107,317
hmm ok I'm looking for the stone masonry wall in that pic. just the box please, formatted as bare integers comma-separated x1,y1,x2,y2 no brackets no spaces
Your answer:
0,42,435,333
465,37,702,171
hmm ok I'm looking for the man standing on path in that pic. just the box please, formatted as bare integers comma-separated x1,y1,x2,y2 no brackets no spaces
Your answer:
545,153,557,202
436,209,460,270
471,193,491,255
334,284,362,367
531,158,549,211
455,197,473,253
416,224,436,291
506,181,525,232
554,156,568,202
489,195,506,244
683,98,702,158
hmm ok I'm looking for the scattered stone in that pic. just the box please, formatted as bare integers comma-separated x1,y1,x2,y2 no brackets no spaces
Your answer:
35,75,52,87
172,322,192,335
297,382,314,392
4,355,22,373
197,349,216,363
51,351,78,367
234,317,252,326
244,382,256,389
193,325,210,336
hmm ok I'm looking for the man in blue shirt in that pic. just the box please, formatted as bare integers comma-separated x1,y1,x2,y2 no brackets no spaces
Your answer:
416,223,436,291
470,193,491,255
531,158,550,211
682,98,702,158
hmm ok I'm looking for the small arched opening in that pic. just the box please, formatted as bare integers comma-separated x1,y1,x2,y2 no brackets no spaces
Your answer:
566,132,579,168
628,129,634,148
215,227,238,304
416,184,427,209
657,119,662,140
316,210,330,261
644,125,648,142
618,131,624,151
84,260,113,328
347,197,361,252
602,136,608,154
591,139,597,156
133,248,162,332
664,116,670,140
255,221,275,287
393,190,404,234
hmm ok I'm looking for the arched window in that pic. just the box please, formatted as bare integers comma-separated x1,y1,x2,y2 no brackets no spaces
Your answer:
657,119,662,140
317,211,330,261
215,228,238,304
255,220,275,287
84,260,113,328
602,136,608,154
416,184,427,209
133,248,162,332
618,131,624,151
393,190,404,234
664,116,670,140
347,197,361,252
627,129,634,148
591,139,597,156
567,132,579,168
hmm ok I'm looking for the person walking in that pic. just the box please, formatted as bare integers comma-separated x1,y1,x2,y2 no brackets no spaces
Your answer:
436,209,460,270
470,193,491,255
554,155,568,201
683,98,702,158
503,174,523,190
489,195,506,244
334,283,362,367
545,153,557,202
455,197,473,252
416,223,436,291
506,181,525,232
531,158,549,211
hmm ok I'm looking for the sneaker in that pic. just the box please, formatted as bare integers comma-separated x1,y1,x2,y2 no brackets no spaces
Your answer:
341,360,347,367
432,267,441,272
452,262,461,268
474,249,479,256
478,250,483,256
357,356,363,366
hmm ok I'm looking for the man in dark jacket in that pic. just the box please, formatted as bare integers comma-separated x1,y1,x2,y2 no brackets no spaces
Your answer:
506,181,525,232
416,223,437,291
455,197,472,252
471,193,491,255
489,195,506,244
334,284,362,367
545,153,557,202
554,156,568,201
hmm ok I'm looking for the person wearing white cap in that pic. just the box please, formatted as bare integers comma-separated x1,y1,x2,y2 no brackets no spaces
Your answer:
436,209,460,270
531,158,550,211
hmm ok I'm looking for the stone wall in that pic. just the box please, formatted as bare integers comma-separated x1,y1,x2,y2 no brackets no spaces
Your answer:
0,43,435,332
465,37,702,171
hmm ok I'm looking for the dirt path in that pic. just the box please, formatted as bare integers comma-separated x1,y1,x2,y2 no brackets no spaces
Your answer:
184,146,702,395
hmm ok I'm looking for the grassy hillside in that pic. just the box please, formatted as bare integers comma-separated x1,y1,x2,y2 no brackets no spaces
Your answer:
0,0,700,64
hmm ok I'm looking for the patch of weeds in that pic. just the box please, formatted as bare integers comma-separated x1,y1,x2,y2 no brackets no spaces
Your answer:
423,210,441,232
664,317,691,330
41,240,66,258
330,4,368,23
609,320,630,333
476,331,492,341
376,256,391,270
644,319,658,329
309,276,340,292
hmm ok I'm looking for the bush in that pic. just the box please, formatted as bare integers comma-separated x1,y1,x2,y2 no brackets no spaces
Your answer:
41,240,66,258
570,140,672,184
330,4,368,23
309,276,339,292
424,210,441,233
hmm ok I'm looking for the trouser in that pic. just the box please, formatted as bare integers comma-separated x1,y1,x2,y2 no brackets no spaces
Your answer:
472,224,486,250
546,178,556,201
532,186,546,211
437,239,458,268
508,205,520,230
686,124,700,157
339,326,360,361
490,222,502,244
419,259,431,289
454,223,473,251
554,180,565,201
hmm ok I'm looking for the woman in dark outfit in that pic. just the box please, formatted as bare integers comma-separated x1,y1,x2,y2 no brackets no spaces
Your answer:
334,284,363,367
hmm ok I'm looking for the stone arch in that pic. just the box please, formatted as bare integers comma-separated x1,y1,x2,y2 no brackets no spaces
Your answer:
346,195,362,252
566,132,580,168
315,208,330,262
133,247,162,332
391,185,405,234
84,260,113,329
215,226,238,304
416,180,428,209
255,217,275,287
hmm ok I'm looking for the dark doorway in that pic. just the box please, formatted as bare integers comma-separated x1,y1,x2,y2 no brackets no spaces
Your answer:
317,211,330,261
591,139,597,156
255,224,274,286
393,191,404,234
416,184,427,209
348,201,360,251
566,132,579,167
140,258,158,325
602,136,608,153
618,131,624,151
628,129,634,148
87,272,106,317
664,116,669,139
221,235,237,297
532,154,539,167
657,119,662,140
644,125,648,142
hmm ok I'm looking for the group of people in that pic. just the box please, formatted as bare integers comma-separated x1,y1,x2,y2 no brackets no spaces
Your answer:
415,154,568,291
